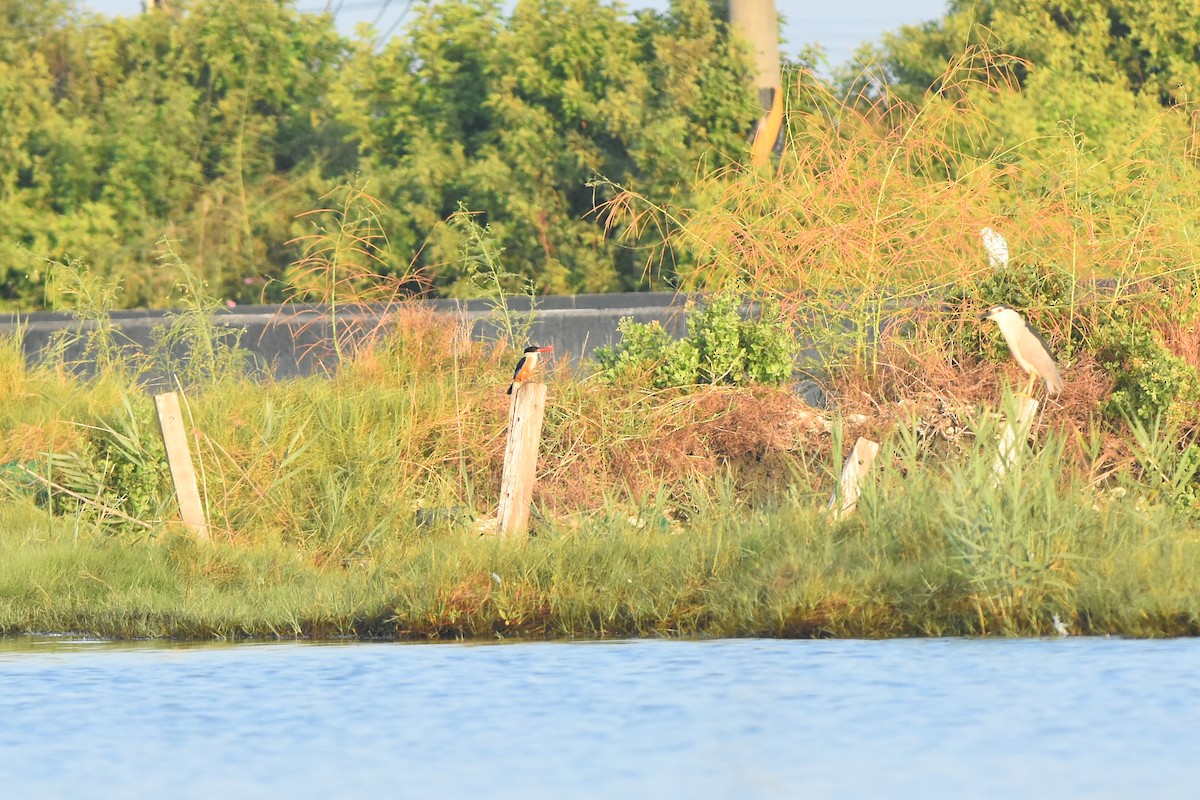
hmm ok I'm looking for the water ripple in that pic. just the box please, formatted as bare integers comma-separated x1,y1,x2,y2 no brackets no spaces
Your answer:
0,637,1197,799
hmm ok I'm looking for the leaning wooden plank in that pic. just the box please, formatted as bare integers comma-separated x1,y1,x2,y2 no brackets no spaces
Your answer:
827,437,880,521
495,382,549,539
154,391,210,541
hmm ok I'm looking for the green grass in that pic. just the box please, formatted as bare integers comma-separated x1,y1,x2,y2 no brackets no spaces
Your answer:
2,401,1199,640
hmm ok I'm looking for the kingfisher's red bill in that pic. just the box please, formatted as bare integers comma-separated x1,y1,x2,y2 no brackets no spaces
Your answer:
507,345,553,395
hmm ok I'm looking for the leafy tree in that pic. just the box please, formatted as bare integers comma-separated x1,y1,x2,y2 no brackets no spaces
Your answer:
870,0,1200,107
0,0,761,309
0,0,347,308
337,0,754,297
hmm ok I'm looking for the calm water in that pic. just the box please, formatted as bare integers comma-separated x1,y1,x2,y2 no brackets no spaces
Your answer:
1,637,1197,799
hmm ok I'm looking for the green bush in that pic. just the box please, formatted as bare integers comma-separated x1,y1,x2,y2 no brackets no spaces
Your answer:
739,299,797,386
593,318,699,389
37,397,171,531
971,261,1074,313
594,294,795,389
945,261,1076,364
1124,415,1200,517
1093,314,1200,424
945,262,1200,423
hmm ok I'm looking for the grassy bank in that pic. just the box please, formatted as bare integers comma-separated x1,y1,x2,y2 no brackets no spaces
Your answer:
2,316,1199,640
2,442,1198,640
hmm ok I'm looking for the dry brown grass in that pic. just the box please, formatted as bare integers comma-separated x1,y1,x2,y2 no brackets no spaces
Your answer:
532,384,825,514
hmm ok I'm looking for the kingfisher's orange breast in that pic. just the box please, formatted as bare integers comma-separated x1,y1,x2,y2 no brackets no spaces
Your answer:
512,359,535,382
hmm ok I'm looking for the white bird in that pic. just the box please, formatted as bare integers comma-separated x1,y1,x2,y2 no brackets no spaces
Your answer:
980,227,1009,269
980,305,1064,397
1052,614,1070,637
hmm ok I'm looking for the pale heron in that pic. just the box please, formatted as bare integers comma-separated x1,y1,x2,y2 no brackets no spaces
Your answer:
980,305,1063,397
980,227,1009,269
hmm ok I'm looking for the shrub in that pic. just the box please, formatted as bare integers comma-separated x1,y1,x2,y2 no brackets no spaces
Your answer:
593,318,699,389
594,294,795,389
925,261,1200,425
944,261,1076,364
37,397,171,532
1093,315,1200,424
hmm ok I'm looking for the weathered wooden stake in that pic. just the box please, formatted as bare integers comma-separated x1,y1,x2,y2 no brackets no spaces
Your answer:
827,436,880,521
993,394,1039,479
154,391,209,541
495,382,548,539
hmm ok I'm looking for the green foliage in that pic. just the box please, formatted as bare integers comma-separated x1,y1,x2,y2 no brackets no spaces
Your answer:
692,293,745,383
839,0,1198,240
1093,313,1200,425
740,299,805,386
594,294,795,389
37,396,170,532
0,0,348,309
448,202,538,345
873,0,1200,108
937,417,1076,624
335,0,753,294
150,239,248,388
593,317,699,389
41,256,136,377
6,388,1200,638
934,254,1200,425
87,398,171,525
1123,415,1200,517
942,261,1075,365
943,260,1200,423
969,261,1074,315
0,0,756,309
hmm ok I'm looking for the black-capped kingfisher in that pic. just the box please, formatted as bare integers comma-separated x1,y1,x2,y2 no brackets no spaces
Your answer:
507,345,553,394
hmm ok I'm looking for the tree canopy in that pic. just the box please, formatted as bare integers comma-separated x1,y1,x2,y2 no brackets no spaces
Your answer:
0,0,754,309
2,0,1199,311
875,0,1200,107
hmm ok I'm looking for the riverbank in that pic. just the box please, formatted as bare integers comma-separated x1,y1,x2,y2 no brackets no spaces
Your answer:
2,472,1198,640
2,302,1199,641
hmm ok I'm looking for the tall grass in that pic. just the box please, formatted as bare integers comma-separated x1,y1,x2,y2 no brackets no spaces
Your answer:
1,308,1199,640
600,48,1200,386
1,408,1198,639
285,182,421,366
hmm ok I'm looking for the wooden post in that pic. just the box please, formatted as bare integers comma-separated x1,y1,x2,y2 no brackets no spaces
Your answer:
495,382,548,538
154,391,209,541
993,395,1039,479
827,437,879,521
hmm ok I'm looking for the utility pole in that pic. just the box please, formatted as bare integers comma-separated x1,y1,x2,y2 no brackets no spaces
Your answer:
729,0,783,166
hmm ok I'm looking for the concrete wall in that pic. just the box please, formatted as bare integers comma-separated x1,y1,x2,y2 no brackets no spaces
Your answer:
0,293,689,380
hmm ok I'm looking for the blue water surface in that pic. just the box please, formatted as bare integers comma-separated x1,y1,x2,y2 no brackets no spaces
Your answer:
1,636,1197,799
